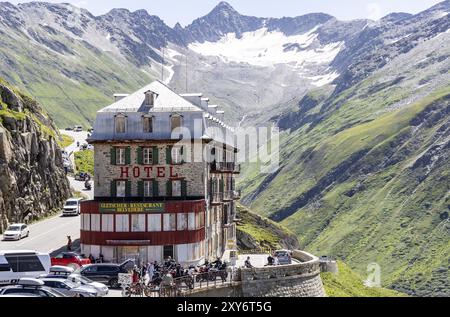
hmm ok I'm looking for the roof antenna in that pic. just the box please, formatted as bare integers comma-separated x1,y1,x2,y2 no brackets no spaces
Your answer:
185,53,188,92
161,46,165,82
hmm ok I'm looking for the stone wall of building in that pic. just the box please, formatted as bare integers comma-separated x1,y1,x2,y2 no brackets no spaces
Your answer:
93,143,206,198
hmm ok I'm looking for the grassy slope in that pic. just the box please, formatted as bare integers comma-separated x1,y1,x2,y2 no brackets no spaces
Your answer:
58,134,74,148
74,150,94,175
322,261,406,297
0,26,155,128
239,38,450,296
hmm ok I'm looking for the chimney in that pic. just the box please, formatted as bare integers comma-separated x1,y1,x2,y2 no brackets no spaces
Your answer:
216,110,225,121
208,105,218,115
114,94,129,102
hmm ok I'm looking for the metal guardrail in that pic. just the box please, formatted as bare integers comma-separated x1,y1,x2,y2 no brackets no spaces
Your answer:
122,270,237,297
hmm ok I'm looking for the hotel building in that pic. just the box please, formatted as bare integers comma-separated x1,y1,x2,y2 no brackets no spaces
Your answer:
80,81,240,266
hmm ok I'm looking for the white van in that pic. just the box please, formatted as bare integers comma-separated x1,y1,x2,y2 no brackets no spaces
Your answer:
0,251,51,286
63,198,83,216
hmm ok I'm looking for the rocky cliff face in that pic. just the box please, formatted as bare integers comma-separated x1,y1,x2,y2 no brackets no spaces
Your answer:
0,78,70,232
236,204,299,251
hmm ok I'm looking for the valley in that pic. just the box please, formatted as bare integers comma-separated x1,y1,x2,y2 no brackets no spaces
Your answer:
0,0,449,297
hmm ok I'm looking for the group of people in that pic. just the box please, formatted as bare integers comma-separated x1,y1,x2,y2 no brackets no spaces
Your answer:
242,253,281,269
267,253,281,266
128,256,227,286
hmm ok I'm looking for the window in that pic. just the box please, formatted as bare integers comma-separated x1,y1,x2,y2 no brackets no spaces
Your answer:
116,215,129,232
148,214,161,232
116,181,126,198
188,213,195,231
131,215,146,232
195,212,201,229
172,180,182,197
143,116,153,133
143,148,153,165
115,116,126,134
163,213,176,231
171,146,183,164
177,213,188,231
0,263,11,272
82,214,90,231
102,215,114,232
4,254,45,272
163,246,174,260
144,181,153,197
171,115,182,132
91,214,100,231
117,148,126,165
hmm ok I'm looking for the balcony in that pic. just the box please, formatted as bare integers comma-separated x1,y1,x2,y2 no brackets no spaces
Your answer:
223,190,241,201
211,192,223,204
211,162,240,173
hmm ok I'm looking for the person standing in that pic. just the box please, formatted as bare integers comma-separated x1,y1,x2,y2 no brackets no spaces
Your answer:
148,262,155,284
274,254,279,266
67,236,72,251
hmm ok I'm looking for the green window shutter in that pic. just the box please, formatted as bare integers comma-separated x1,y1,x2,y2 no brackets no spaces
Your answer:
110,147,116,165
137,181,144,197
110,181,117,197
126,181,132,197
166,146,172,164
153,146,159,165
137,147,143,165
219,177,224,194
153,180,159,197
166,181,172,197
125,147,131,165
181,180,187,198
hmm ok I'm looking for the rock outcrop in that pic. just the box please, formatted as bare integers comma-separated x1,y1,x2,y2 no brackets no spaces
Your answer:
0,79,70,232
236,204,299,251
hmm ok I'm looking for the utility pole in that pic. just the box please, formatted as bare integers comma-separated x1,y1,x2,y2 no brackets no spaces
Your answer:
186,53,188,93
161,46,165,82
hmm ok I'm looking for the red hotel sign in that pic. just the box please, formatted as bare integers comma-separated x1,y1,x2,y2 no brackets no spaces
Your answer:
119,166,180,179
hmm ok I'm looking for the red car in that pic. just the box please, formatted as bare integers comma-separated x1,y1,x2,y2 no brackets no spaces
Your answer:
51,252,91,269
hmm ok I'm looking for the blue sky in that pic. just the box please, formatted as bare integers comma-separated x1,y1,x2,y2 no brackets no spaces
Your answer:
8,0,444,26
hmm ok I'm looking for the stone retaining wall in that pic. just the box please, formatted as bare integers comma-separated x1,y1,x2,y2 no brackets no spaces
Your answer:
185,250,326,297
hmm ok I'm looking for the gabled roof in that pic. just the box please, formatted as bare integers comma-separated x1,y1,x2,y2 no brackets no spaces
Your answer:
100,80,202,113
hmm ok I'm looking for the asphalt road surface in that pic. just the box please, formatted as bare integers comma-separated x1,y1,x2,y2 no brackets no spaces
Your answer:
0,214,80,255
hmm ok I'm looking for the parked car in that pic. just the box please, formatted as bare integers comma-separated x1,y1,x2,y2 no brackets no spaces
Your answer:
65,127,73,131
0,278,68,297
2,224,29,241
74,126,83,132
274,250,292,265
39,266,108,296
38,277,98,297
62,198,83,216
79,260,134,288
51,252,91,269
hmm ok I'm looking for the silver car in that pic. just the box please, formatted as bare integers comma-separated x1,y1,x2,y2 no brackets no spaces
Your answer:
274,250,292,265
38,277,98,297
0,278,67,297
2,224,29,241
40,266,108,296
